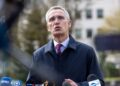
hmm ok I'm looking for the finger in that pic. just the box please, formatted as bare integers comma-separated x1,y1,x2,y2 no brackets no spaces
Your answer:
65,79,73,82
64,79,78,86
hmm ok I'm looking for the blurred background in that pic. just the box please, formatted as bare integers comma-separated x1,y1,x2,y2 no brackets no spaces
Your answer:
0,0,120,86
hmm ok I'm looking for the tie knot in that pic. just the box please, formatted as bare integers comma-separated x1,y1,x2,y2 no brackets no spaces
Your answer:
56,43,62,49
56,44,62,55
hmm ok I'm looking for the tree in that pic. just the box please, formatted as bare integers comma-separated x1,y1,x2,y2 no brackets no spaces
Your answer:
6,7,48,82
98,10,120,34
21,7,48,54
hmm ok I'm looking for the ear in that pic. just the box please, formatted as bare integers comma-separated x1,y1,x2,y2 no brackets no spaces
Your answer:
47,27,50,32
68,20,72,28
47,23,51,32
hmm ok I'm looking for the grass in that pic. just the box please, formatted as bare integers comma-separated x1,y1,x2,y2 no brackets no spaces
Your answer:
105,77,120,82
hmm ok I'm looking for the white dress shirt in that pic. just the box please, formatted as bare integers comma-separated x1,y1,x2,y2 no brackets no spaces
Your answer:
54,37,70,53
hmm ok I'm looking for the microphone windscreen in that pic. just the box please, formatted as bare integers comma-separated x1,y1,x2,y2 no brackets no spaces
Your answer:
87,74,101,86
87,74,98,81
62,81,71,86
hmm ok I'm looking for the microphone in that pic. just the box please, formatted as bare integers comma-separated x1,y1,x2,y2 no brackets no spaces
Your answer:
87,74,101,86
62,81,71,86
0,77,12,86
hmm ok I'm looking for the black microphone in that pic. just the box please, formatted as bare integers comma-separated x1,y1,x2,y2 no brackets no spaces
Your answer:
62,74,102,86
87,74,101,86
62,81,71,86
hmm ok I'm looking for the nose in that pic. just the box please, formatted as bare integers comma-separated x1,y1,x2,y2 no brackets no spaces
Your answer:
54,18,60,25
54,18,59,23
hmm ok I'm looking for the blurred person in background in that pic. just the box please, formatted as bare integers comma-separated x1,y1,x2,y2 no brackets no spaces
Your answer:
26,6,104,86
0,0,24,53
0,0,24,78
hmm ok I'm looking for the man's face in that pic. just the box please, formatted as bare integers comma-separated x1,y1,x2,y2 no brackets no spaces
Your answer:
47,9,71,37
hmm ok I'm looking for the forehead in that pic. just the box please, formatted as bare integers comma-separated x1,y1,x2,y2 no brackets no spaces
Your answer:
48,9,65,19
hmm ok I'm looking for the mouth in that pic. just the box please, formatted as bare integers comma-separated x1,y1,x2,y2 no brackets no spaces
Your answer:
54,26,61,31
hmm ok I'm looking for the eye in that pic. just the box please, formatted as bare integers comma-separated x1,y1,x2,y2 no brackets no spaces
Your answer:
49,16,55,22
57,16,65,20
48,16,65,22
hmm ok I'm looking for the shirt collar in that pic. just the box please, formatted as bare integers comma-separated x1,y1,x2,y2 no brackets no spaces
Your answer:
53,37,69,48
44,36,78,54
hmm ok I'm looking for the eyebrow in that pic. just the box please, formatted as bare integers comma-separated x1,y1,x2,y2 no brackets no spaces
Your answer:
48,15,65,22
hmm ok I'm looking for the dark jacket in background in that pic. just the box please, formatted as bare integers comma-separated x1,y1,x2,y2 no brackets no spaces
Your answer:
0,1,24,51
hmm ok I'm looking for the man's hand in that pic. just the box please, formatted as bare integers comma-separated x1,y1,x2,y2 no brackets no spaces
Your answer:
62,79,78,86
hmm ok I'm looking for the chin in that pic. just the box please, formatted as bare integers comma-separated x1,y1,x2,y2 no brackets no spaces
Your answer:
53,33,63,37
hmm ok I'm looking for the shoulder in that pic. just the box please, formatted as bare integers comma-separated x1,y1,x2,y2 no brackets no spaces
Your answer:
76,42,97,62
32,44,48,62
69,36,93,49
76,41,94,52
34,44,47,55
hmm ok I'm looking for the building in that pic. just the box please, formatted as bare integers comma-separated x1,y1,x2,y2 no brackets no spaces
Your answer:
72,0,120,47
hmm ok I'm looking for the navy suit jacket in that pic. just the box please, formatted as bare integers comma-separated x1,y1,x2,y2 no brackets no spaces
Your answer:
26,36,104,86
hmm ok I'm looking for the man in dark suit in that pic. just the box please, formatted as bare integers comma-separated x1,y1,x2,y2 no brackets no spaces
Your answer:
26,6,104,86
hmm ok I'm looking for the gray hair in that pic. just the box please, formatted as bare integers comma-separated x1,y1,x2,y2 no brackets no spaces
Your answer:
45,6,70,22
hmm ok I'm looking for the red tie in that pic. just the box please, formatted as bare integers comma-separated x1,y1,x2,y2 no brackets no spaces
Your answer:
56,44,62,55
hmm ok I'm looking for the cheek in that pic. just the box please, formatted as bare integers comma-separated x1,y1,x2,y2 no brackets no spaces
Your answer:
63,22,70,29
47,23,53,31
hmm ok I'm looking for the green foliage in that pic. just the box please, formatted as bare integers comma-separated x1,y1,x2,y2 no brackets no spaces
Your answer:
99,52,120,78
1,56,28,82
11,58,28,82
10,23,20,47
99,53,106,72
104,62,119,77
7,7,48,83
22,7,48,54
105,77,120,82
